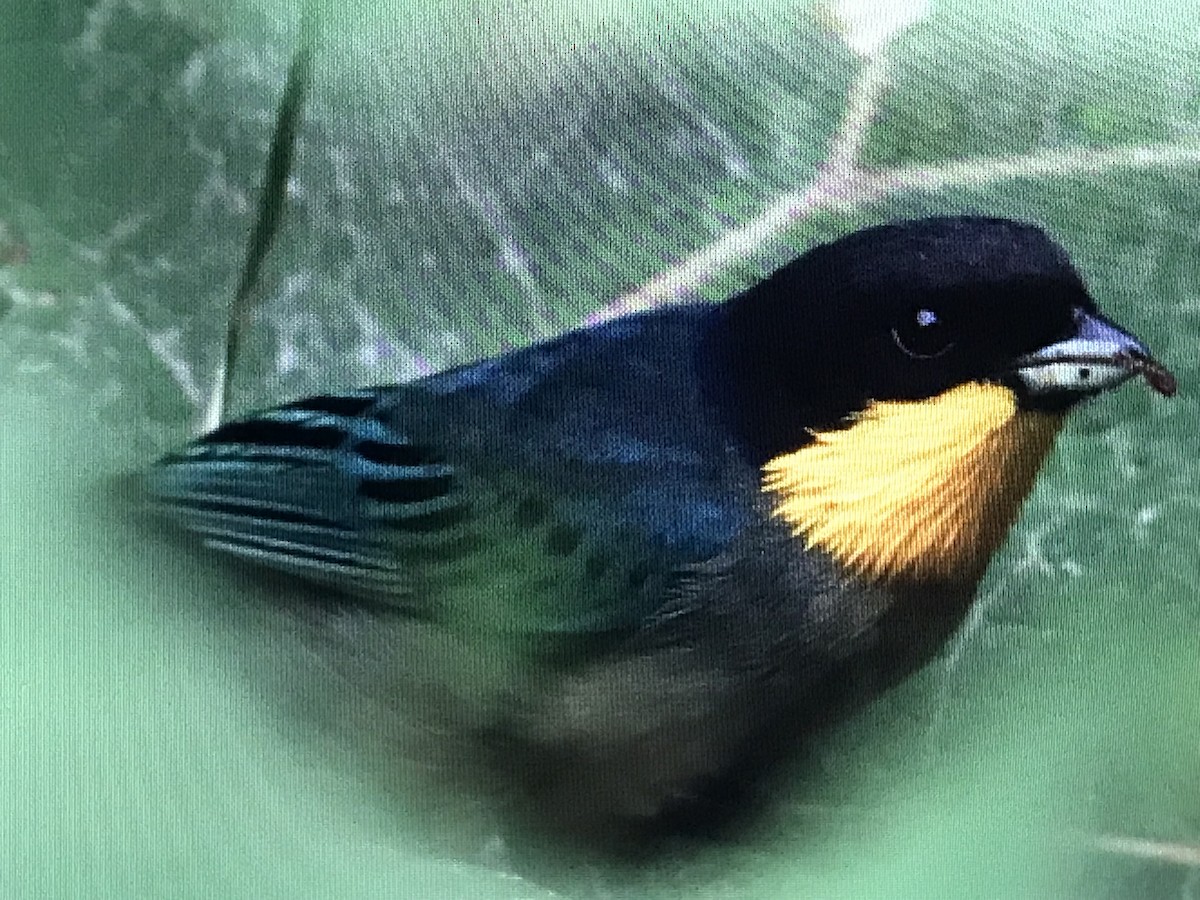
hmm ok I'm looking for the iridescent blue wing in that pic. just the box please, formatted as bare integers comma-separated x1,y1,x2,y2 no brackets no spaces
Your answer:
147,391,459,603
146,308,756,636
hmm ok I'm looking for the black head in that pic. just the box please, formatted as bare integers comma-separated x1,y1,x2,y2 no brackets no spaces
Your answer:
702,216,1168,463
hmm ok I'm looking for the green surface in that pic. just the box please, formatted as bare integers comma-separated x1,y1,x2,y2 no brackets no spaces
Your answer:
2,1,1198,897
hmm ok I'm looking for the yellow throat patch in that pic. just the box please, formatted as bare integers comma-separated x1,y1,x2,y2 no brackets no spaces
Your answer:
763,382,1064,586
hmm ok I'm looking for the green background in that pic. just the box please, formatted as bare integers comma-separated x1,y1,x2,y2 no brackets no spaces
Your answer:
2,1,1198,897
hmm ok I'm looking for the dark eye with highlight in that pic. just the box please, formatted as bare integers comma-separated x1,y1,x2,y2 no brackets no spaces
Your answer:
892,307,955,359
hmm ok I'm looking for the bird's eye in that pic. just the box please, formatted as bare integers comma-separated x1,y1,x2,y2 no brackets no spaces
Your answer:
892,307,955,359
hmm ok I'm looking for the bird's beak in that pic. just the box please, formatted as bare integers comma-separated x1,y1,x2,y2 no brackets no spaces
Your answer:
1014,307,1177,399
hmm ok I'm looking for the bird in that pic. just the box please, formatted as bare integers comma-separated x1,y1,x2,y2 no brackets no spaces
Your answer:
144,216,1176,844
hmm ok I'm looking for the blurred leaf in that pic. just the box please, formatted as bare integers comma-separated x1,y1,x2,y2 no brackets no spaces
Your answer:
3,1,1200,898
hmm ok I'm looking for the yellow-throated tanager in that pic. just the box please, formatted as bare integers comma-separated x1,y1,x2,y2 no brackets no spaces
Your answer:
146,216,1176,838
